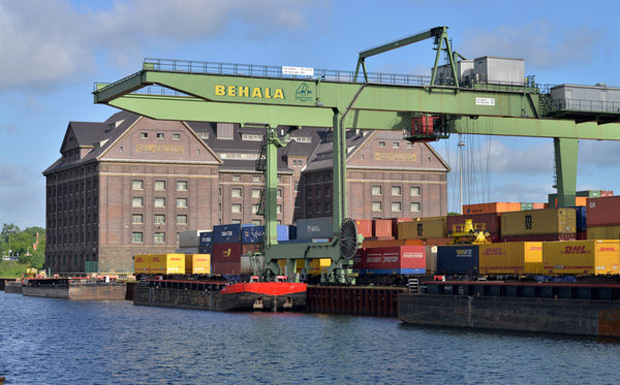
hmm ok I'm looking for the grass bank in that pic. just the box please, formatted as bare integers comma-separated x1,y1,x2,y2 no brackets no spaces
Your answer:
0,260,29,278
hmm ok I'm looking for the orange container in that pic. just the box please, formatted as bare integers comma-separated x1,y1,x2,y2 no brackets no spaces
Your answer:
553,197,587,207
362,239,425,248
373,219,393,237
462,202,522,215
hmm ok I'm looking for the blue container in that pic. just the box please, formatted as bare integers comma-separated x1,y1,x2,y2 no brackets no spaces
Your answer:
242,226,265,244
199,231,213,254
575,206,587,232
436,245,479,275
213,224,253,244
277,225,290,241
288,225,297,240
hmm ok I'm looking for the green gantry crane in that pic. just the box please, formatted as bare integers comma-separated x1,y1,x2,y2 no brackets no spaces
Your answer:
93,26,620,283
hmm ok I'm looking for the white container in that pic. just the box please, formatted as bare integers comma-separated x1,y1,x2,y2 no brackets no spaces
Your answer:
473,56,525,85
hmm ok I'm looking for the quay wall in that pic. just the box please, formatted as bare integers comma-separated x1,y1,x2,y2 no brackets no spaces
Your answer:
306,286,406,317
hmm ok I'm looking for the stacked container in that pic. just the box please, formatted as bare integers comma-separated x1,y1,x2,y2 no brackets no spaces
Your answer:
133,254,185,275
199,231,213,254
586,196,620,240
296,217,334,240
362,246,426,275
373,219,393,238
500,208,576,242
185,254,211,275
436,245,479,275
462,202,521,215
542,240,620,275
398,217,447,240
355,219,373,238
478,242,543,275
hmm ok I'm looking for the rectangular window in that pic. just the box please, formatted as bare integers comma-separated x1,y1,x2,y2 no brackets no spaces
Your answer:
154,214,166,224
232,175,241,182
177,198,188,208
176,181,188,191
132,180,144,190
277,204,282,214
132,214,143,224
392,186,402,196
410,186,421,196
231,219,242,224
407,142,414,149
155,180,166,190
154,197,166,208
154,232,165,244
326,187,331,196
378,141,386,148
252,220,262,226
232,204,242,213
232,188,242,198
393,141,400,148
315,188,321,197
177,215,188,225
252,189,261,199
132,197,144,207
372,186,382,196
252,176,261,183
277,189,283,198
392,202,402,212
372,202,382,211
132,232,143,243
172,133,181,140
140,132,148,139
156,133,165,139
316,203,321,213
411,202,421,212
252,204,260,214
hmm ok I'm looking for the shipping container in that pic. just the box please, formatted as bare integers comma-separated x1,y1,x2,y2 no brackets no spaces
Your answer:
212,243,242,263
174,247,199,254
425,245,438,274
240,254,264,275
179,230,208,248
295,258,332,275
241,243,263,255
277,225,291,241
500,208,576,236
353,248,364,270
551,197,587,208
212,261,241,275
390,217,413,237
423,238,453,246
478,242,542,275
435,59,474,85
363,238,425,249
576,231,588,240
587,196,620,226
355,219,373,238
288,225,297,240
500,233,576,242
447,213,501,243
575,206,587,232
542,240,620,275
373,219,393,238
462,202,521,215
601,190,614,197
587,226,620,240
436,245,479,275
296,217,334,240
532,203,546,210
241,226,264,244
199,231,213,249
473,56,525,85
363,246,426,275
520,203,533,211
150,254,185,275
550,84,620,113
185,254,211,275
398,217,447,239
212,224,243,244
133,254,151,274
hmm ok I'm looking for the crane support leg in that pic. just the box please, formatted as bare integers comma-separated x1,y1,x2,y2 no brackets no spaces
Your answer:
554,137,578,207
332,109,346,233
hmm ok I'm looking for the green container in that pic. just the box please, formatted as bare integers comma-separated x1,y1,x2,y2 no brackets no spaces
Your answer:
520,203,534,211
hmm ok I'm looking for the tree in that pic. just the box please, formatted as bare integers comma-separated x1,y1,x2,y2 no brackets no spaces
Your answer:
0,224,46,268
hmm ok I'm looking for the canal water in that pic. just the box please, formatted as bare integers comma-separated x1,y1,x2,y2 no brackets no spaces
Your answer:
1,291,619,385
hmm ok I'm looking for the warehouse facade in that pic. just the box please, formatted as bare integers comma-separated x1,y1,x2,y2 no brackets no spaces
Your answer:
44,112,449,274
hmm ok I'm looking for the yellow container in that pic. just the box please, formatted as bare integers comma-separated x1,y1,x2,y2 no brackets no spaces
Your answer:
398,217,447,239
185,254,211,275
150,254,185,275
542,240,620,275
478,242,543,275
587,226,620,240
501,208,576,236
295,258,332,275
133,254,152,274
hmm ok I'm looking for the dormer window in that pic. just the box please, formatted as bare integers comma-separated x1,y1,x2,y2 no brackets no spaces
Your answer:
156,133,164,139
140,132,148,138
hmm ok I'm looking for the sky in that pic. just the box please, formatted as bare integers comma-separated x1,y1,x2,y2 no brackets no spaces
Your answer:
2,0,620,228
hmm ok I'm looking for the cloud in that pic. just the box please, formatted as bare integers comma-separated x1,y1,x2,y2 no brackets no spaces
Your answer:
460,21,602,69
0,0,322,91
579,140,620,168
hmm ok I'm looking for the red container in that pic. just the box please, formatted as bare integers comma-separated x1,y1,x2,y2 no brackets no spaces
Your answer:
446,213,501,243
424,238,453,246
576,231,587,240
532,203,546,210
500,233,576,242
352,248,365,270
373,219,393,238
363,246,426,273
212,243,242,263
241,243,263,255
587,196,620,226
601,190,614,197
212,261,241,275
355,219,373,238
390,217,413,237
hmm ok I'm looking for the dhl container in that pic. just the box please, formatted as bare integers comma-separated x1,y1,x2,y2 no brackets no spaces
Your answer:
462,202,521,215
398,217,447,239
501,233,576,242
133,254,151,274
436,245,479,275
295,258,332,275
425,245,438,274
542,240,620,275
423,238,453,246
447,213,501,243
363,246,426,275
150,254,185,275
355,219,373,238
478,242,542,275
373,219,393,238
500,208,576,236
212,261,241,275
552,197,587,207
363,238,425,248
587,196,620,226
185,254,211,275
212,243,242,263
390,217,413,237
587,225,620,240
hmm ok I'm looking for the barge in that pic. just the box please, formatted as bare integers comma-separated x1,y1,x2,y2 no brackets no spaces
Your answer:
133,278,307,312
21,277,127,300
399,281,620,338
